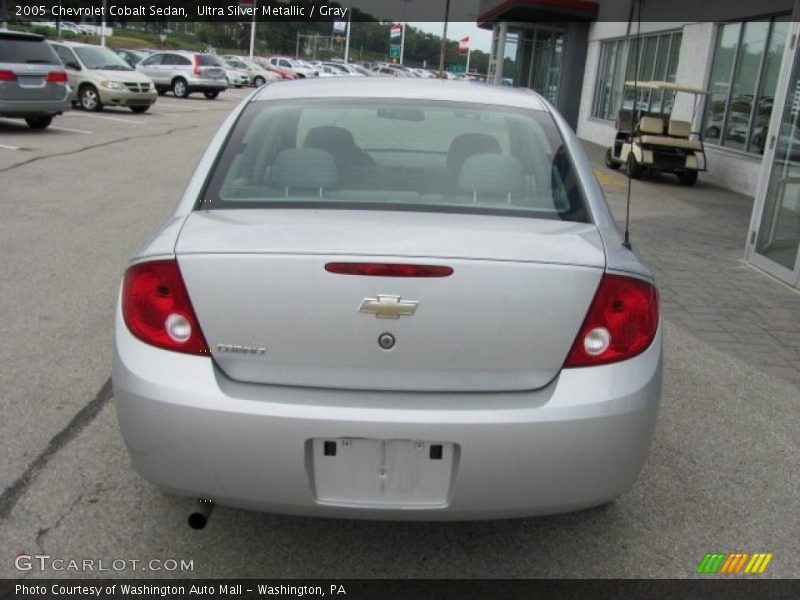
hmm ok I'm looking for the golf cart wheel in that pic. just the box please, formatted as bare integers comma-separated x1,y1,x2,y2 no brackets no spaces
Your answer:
677,171,698,186
79,85,102,111
605,147,621,170
172,78,189,98
627,155,643,179
203,90,219,100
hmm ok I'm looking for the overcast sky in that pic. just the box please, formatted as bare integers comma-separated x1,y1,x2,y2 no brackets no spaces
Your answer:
409,22,493,54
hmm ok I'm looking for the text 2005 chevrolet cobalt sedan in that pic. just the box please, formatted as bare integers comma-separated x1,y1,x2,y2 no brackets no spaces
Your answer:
113,79,661,520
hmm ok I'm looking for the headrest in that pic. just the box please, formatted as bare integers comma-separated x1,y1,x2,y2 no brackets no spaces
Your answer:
459,154,526,196
272,148,338,189
640,116,664,134
668,120,692,137
304,126,358,151
447,133,502,174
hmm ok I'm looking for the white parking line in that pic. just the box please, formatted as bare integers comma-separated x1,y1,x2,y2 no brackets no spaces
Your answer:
63,113,143,125
0,143,21,151
155,112,182,117
51,126,93,134
154,102,210,111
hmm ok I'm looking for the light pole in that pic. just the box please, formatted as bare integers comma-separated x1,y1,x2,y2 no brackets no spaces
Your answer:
249,0,258,59
437,0,451,76
399,0,413,65
344,0,352,63
100,0,107,47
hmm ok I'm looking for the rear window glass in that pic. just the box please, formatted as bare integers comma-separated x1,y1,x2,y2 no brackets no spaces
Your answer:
0,38,59,64
197,54,223,66
200,99,589,222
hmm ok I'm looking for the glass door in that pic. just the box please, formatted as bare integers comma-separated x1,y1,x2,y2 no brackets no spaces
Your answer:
748,27,800,287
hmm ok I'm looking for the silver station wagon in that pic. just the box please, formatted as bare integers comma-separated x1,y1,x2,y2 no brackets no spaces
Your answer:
114,79,662,521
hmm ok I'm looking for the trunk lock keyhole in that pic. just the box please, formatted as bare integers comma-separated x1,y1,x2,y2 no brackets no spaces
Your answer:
378,333,396,350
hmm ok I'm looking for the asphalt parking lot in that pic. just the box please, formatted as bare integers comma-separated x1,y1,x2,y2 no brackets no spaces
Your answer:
0,87,798,579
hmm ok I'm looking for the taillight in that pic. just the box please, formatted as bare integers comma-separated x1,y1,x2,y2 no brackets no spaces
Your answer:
564,274,658,368
122,260,209,355
44,71,68,83
325,262,453,277
193,55,201,75
0,70,17,81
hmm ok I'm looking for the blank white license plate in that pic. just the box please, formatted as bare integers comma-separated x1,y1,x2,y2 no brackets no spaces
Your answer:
311,439,455,508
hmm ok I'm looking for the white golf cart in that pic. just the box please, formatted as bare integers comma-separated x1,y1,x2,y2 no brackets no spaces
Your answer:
605,81,709,186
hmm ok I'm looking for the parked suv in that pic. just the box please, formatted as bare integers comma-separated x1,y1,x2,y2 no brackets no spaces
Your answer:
0,30,70,129
136,51,228,99
50,41,157,113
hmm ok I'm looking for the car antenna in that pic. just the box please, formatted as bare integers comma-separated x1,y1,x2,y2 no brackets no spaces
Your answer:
623,0,643,250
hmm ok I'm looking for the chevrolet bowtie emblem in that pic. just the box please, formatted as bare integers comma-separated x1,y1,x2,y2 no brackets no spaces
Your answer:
359,295,419,319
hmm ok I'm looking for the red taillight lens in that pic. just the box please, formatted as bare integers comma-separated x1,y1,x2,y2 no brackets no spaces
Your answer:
0,70,17,81
44,71,68,83
122,260,209,355
193,55,201,75
325,262,454,277
564,274,658,368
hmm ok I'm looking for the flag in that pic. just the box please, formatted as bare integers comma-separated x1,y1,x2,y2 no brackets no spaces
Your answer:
458,36,470,55
390,23,402,42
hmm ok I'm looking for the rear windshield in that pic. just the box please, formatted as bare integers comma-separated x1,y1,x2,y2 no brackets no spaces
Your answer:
200,99,589,222
0,38,59,64
197,54,224,66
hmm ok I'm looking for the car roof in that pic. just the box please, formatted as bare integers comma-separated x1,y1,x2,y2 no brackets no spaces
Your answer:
153,50,206,56
50,40,104,49
252,78,548,111
0,30,45,42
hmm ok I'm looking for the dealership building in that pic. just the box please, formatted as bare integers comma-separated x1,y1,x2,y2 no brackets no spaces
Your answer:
478,0,800,288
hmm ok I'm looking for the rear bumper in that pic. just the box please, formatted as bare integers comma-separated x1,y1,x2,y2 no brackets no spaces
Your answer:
113,308,663,520
0,97,71,118
187,77,228,91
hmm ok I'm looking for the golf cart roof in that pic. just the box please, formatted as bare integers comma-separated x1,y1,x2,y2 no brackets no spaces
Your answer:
624,80,709,95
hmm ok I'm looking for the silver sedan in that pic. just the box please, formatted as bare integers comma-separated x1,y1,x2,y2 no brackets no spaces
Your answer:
113,79,662,521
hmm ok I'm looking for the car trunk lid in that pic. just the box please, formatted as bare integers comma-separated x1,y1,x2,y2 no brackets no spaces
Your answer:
0,62,65,101
176,210,606,392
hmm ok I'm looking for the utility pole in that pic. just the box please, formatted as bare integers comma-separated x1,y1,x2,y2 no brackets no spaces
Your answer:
100,0,107,47
400,0,413,65
344,0,352,63
249,0,258,60
437,0,450,76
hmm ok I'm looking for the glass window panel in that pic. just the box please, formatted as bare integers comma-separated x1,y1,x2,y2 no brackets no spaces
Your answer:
750,19,789,154
662,33,682,114
755,46,800,271
640,36,658,80
592,31,683,121
591,42,609,117
703,23,742,144
724,20,768,150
